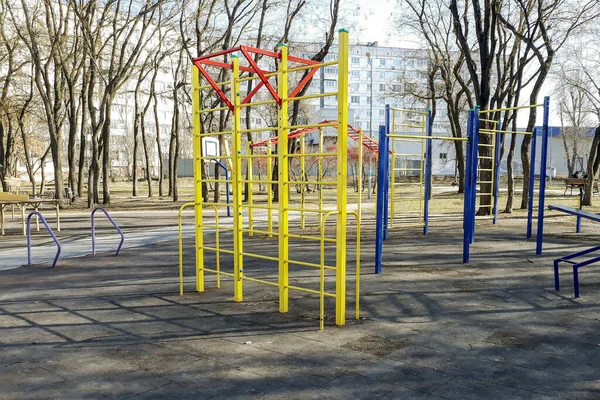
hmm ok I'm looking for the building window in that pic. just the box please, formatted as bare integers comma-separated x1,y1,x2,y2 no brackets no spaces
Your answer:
379,84,386,91
351,70,360,78
352,56,360,64
325,79,336,87
351,83,359,92
351,96,360,103
379,110,385,117
367,71,372,78
324,67,337,74
367,96,371,104
380,59,386,66
440,153,448,160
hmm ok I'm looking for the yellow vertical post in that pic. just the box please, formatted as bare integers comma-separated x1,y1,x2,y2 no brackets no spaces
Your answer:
247,141,254,237
267,141,273,237
191,65,204,293
277,43,289,313
358,129,363,221
231,55,243,302
300,135,306,229
336,29,349,326
318,128,323,225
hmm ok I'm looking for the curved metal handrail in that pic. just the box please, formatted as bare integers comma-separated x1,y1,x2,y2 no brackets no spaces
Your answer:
92,207,124,256
27,211,61,268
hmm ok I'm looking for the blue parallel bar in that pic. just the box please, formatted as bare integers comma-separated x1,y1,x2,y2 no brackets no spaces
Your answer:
27,211,61,268
527,128,538,238
577,188,583,233
375,124,388,274
536,96,550,255
423,110,432,235
493,129,501,224
463,109,474,263
383,105,391,241
92,206,125,256
554,245,600,298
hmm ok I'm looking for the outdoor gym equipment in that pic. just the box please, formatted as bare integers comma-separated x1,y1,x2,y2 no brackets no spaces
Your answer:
185,29,360,329
375,97,550,273
26,211,61,268
91,207,124,256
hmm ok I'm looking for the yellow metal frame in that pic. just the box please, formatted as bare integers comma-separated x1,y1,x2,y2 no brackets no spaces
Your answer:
184,30,355,329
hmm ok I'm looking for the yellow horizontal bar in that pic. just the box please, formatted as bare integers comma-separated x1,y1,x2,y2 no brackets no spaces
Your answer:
287,152,337,158
203,267,235,278
200,179,233,183
201,156,233,160
239,127,276,133
241,251,279,262
479,118,498,123
393,182,421,186
288,92,338,102
197,202,231,208
198,80,231,90
285,60,338,73
199,106,229,114
241,228,280,236
284,122,336,130
288,259,336,270
243,204,278,211
239,154,276,159
240,179,277,184
285,181,337,185
286,207,339,214
394,124,424,129
480,103,543,113
201,246,235,255
393,153,421,157
201,225,235,231
480,128,532,135
286,232,337,243
287,284,336,298
388,134,468,141
198,131,232,137
390,107,429,115
239,99,278,108
478,144,495,147
242,275,280,288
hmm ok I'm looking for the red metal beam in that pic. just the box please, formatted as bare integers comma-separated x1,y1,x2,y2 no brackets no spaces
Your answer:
240,47,281,106
289,66,320,99
194,62,234,111
193,47,241,61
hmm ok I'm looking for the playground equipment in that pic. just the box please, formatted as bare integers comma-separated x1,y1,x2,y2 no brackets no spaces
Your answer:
186,29,360,329
26,211,61,268
375,97,550,272
91,207,124,256
251,120,378,223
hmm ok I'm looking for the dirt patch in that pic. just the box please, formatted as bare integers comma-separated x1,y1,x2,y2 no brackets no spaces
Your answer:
484,331,532,347
341,335,409,357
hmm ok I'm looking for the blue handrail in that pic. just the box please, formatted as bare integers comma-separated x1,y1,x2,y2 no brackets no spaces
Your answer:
92,207,124,256
27,211,61,268
214,160,231,217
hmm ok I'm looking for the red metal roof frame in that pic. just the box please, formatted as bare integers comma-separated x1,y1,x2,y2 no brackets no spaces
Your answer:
192,45,321,112
250,120,382,154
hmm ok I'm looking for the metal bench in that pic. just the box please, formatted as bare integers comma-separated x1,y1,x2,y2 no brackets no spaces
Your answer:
549,204,600,297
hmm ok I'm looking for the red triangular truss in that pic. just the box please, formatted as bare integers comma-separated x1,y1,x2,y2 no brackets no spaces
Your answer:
250,120,382,154
193,46,321,112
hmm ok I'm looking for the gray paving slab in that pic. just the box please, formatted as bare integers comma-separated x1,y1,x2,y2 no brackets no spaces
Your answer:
1,215,600,398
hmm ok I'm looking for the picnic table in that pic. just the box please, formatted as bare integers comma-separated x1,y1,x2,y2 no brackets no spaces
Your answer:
0,197,61,235
564,178,585,195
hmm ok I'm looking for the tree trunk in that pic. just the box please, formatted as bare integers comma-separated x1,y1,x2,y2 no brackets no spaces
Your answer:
504,133,517,212
101,104,112,205
153,94,163,197
583,127,600,206
141,117,153,198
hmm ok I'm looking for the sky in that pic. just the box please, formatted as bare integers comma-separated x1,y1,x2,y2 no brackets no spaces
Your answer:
357,0,405,47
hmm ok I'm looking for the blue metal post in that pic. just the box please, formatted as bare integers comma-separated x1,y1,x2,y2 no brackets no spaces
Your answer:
536,96,550,255
215,161,231,217
463,110,474,263
470,107,480,244
577,187,583,233
375,124,388,274
493,130,501,224
424,110,432,235
383,105,391,241
527,128,538,238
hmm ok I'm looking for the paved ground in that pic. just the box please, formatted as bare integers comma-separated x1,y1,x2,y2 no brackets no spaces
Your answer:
1,209,600,399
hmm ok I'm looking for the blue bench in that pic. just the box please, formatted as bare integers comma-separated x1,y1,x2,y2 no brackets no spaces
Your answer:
549,204,600,298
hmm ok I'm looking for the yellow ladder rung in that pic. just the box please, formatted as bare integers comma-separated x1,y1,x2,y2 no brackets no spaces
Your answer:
394,182,421,186
478,169,493,172
478,144,495,147
395,168,422,171
479,156,494,160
